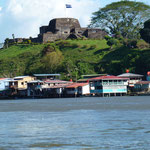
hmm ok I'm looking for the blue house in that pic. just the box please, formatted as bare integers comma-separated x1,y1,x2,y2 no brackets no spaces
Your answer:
89,75,129,96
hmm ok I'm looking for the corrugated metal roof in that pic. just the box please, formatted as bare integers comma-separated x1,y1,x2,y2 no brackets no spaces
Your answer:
14,76,31,79
89,75,129,81
33,74,60,77
118,73,143,78
135,81,150,85
50,84,71,89
0,78,8,80
44,80,71,84
66,83,89,88
28,80,43,83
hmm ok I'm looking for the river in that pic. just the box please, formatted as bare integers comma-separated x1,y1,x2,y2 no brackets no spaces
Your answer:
0,96,150,150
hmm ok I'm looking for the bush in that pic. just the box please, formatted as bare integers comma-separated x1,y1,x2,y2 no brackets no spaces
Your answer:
127,40,137,48
107,38,120,49
136,40,150,49
123,39,137,48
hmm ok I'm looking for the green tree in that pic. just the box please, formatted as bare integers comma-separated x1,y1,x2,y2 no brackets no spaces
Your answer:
105,36,119,49
140,19,150,44
42,47,64,73
90,0,150,39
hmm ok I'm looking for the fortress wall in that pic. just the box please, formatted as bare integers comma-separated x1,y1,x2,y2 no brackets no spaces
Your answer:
54,18,81,29
86,29,107,39
43,32,68,42
40,26,48,34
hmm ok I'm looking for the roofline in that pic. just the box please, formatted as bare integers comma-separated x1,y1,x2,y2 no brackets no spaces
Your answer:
33,74,60,77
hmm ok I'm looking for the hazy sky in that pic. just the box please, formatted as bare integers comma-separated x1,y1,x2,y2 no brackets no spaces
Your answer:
0,0,150,43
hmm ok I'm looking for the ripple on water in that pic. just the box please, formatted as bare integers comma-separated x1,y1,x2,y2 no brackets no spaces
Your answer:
29,142,93,149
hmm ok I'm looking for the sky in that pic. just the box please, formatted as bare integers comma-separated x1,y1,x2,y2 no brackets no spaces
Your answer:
0,0,150,43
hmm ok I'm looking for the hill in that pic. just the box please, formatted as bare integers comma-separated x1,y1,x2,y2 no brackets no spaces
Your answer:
0,39,150,80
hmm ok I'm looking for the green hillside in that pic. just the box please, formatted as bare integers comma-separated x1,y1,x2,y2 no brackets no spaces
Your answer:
0,39,150,80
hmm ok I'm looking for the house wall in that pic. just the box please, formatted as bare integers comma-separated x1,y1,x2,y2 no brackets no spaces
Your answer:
65,88,77,95
129,78,142,86
16,77,35,89
90,79,128,94
134,84,150,92
82,84,90,95
0,80,9,91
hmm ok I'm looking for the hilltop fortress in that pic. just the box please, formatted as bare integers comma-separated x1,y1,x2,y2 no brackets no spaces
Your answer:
7,18,107,44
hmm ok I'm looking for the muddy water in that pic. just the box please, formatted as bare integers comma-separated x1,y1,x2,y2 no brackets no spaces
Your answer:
0,96,150,150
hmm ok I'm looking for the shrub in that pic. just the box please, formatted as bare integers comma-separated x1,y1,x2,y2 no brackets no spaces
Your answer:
107,38,119,49
136,40,150,49
127,40,137,48
123,39,137,48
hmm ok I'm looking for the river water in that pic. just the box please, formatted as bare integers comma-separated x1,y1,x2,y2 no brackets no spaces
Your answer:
0,96,150,150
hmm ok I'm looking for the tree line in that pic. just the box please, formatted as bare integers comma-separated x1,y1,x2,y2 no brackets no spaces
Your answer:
90,0,150,47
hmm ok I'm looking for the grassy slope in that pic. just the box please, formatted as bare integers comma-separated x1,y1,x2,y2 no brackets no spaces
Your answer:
0,39,150,78
0,44,45,59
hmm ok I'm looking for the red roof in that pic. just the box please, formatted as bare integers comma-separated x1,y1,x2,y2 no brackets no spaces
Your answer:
44,80,72,84
66,83,89,88
89,75,129,81
135,81,150,85
50,83,72,88
0,78,8,80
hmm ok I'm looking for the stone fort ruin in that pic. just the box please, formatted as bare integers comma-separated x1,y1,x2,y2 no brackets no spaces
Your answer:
7,18,107,44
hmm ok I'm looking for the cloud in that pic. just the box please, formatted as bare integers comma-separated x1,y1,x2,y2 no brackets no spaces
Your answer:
2,0,149,43
0,0,100,42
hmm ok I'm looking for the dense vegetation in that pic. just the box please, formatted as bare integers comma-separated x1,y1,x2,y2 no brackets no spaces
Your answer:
140,19,150,44
90,0,150,39
0,39,150,80
1,1,150,80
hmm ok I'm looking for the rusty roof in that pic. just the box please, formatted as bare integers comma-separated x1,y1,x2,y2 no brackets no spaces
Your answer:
89,75,129,81
66,83,89,88
135,81,150,85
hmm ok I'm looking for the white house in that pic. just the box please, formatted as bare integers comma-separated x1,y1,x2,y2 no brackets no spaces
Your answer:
118,73,143,87
65,83,90,97
0,78,10,91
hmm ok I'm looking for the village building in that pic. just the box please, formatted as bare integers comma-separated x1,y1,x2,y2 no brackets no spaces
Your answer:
33,74,60,81
8,76,35,97
0,78,11,97
117,73,143,88
89,75,129,97
64,83,90,97
0,78,10,91
41,80,72,97
77,74,107,83
134,81,150,93
27,79,73,98
27,80,44,97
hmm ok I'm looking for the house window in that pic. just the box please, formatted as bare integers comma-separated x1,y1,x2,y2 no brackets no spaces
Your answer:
95,86,102,90
64,31,68,34
21,82,24,85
